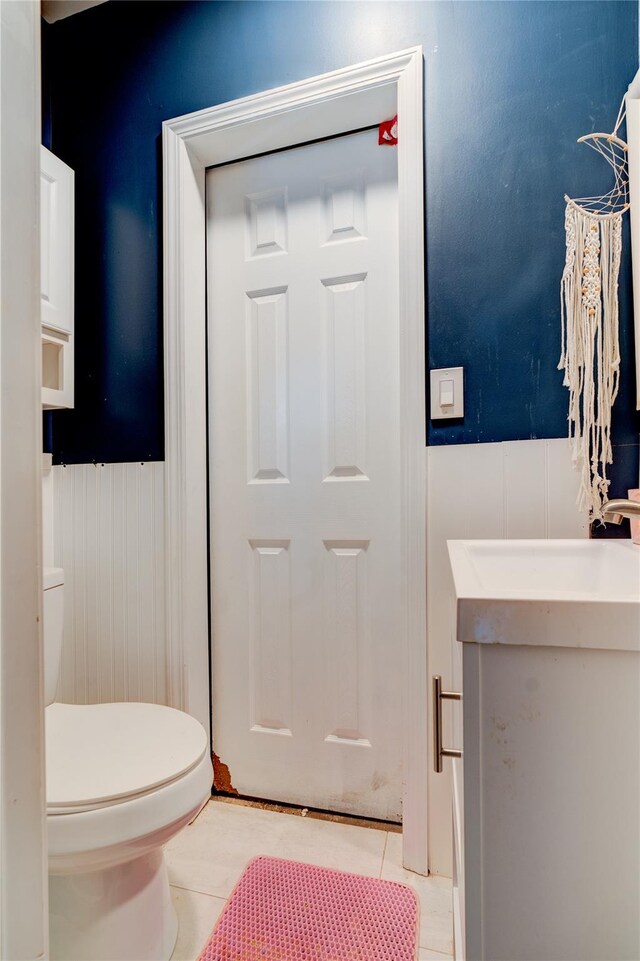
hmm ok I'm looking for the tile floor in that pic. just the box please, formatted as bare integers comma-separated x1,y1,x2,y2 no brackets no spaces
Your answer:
167,798,454,961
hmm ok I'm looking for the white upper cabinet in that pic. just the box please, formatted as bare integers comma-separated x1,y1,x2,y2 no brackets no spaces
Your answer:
41,145,74,408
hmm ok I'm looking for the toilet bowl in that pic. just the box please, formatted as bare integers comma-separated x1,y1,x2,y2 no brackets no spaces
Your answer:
44,568,213,961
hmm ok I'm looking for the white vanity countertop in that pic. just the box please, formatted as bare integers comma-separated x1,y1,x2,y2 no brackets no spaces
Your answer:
447,539,640,651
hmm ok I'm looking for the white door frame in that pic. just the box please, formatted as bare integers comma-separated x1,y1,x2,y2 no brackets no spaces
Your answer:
0,1,49,955
162,47,428,873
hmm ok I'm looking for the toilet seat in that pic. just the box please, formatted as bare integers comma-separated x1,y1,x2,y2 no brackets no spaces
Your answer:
46,702,208,813
46,702,213,875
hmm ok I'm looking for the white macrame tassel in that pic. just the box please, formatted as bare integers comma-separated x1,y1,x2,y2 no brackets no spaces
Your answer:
559,202,621,521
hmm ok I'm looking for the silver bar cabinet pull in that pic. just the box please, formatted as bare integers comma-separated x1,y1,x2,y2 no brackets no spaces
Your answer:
433,674,462,773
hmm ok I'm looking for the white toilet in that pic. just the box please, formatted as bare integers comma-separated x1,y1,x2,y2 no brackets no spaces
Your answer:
44,568,213,961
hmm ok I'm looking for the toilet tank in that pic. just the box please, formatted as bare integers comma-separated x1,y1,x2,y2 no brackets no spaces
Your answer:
43,567,64,706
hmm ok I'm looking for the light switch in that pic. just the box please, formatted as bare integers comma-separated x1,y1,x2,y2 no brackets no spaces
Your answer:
430,367,464,419
439,379,454,407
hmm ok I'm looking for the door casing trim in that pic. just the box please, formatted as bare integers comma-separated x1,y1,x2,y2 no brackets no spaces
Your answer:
162,46,428,873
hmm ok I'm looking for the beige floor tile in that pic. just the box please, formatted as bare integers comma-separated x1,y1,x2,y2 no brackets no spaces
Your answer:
166,798,387,900
419,950,454,960
170,886,226,961
382,833,454,955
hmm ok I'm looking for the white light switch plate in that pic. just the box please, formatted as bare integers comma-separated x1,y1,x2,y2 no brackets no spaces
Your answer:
430,366,464,419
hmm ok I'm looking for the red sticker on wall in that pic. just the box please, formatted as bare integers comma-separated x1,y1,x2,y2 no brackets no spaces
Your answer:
378,115,398,145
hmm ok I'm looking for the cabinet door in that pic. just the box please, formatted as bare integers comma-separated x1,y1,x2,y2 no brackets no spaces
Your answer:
41,146,73,335
451,636,465,960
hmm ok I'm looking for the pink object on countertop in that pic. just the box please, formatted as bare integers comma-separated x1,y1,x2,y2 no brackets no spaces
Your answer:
629,489,640,545
197,855,420,961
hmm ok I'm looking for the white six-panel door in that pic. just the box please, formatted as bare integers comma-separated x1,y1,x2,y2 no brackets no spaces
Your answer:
207,130,402,820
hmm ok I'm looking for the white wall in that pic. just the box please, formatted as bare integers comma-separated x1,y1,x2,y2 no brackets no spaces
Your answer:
47,438,588,881
0,2,48,956
42,456,54,568
426,437,588,877
52,462,169,707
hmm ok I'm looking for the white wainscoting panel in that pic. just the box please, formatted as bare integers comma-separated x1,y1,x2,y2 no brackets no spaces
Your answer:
42,455,54,568
52,462,169,707
426,437,589,878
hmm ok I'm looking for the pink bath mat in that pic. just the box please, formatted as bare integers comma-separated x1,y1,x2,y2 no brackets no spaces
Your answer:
197,855,419,961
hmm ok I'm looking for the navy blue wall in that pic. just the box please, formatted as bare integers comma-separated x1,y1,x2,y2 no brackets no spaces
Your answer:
43,0,639,496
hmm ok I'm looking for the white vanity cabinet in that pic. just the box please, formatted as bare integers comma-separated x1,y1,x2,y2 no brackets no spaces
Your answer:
41,145,74,408
446,539,640,961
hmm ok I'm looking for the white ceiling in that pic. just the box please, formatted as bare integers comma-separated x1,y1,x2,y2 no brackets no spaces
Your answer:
41,0,108,25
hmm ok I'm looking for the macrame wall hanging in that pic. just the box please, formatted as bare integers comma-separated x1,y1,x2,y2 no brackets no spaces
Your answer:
559,96,629,521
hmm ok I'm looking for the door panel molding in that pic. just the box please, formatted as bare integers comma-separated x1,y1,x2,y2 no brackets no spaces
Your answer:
162,47,427,873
